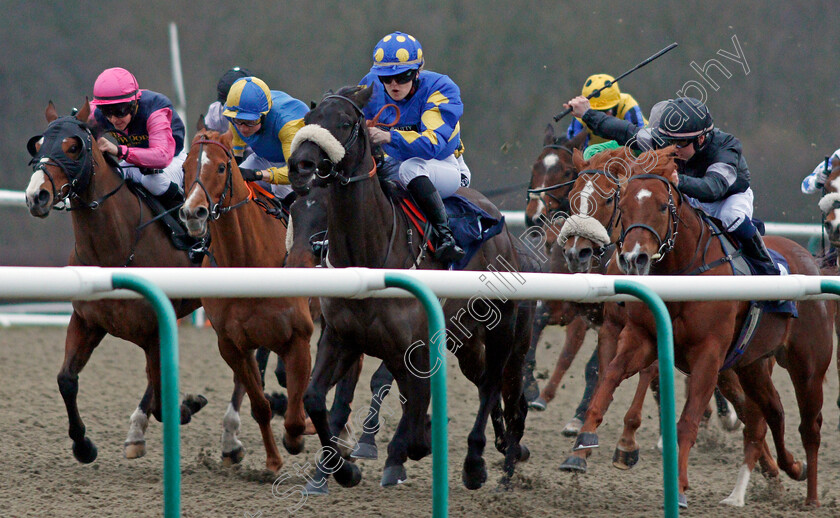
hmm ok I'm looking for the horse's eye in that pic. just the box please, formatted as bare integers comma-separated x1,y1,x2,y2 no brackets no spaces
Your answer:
659,203,668,212
339,121,352,129
67,143,79,153
605,197,613,205
217,164,226,174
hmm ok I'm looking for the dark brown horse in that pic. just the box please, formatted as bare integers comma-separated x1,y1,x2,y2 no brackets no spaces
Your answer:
572,152,832,507
179,124,313,472
288,85,533,492
23,101,207,463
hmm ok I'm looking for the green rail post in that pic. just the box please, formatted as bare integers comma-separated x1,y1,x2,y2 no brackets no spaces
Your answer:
614,279,678,518
112,273,180,518
383,272,448,518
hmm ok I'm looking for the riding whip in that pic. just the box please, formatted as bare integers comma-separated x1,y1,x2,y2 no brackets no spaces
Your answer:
553,42,679,122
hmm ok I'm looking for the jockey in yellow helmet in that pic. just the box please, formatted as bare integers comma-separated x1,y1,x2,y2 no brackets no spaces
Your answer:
566,74,646,146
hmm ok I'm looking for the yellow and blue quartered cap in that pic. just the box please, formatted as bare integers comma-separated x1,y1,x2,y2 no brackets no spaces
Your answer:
223,77,272,120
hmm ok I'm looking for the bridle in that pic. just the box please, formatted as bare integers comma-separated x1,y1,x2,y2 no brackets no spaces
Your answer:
312,94,377,186
28,117,125,211
563,168,623,259
186,137,250,219
527,142,577,218
618,174,680,262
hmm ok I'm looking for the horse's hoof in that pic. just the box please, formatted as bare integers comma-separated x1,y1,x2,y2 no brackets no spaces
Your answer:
73,437,98,464
462,457,487,490
381,465,408,487
351,441,378,460
123,440,146,459
573,432,599,451
720,495,745,507
796,462,808,482
518,444,531,462
304,478,329,496
678,493,688,508
282,434,304,455
561,417,583,437
221,446,245,466
612,447,639,470
558,455,587,473
180,394,208,424
334,461,362,488
267,392,288,418
528,397,547,411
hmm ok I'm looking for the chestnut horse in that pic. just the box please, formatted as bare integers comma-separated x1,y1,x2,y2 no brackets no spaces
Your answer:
23,101,207,463
575,152,832,507
179,124,314,472
288,85,534,492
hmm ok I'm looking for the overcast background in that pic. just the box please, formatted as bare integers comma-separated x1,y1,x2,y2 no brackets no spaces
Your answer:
2,0,838,265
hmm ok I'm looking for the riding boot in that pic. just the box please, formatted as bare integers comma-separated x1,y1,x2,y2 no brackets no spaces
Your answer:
741,232,780,275
158,182,185,215
406,176,465,263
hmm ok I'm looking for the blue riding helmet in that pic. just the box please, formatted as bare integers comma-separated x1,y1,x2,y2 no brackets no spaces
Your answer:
370,31,424,76
223,77,272,121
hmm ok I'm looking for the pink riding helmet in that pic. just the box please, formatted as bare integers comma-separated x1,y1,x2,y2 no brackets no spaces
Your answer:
90,67,142,106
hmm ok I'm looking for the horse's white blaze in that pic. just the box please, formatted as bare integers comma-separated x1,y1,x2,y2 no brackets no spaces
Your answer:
542,154,559,169
125,407,149,444
636,188,652,201
720,463,750,507
25,170,47,198
579,180,595,215
201,153,212,169
184,183,206,209
221,402,243,453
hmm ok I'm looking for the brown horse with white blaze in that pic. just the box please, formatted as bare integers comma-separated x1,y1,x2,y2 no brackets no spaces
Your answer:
23,100,207,463
179,123,313,472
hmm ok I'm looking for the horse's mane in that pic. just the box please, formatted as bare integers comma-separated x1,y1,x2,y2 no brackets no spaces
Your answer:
577,145,678,180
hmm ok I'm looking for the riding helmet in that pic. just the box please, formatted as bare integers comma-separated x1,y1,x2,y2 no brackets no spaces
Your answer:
90,67,142,105
582,74,621,111
216,67,252,103
223,76,272,121
370,31,424,76
655,97,714,141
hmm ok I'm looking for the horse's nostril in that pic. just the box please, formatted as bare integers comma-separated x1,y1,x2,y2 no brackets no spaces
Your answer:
37,189,50,205
298,160,316,174
195,206,209,220
635,253,649,269
578,247,593,262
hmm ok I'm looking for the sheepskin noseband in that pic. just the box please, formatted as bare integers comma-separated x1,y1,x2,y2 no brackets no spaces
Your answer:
290,124,346,164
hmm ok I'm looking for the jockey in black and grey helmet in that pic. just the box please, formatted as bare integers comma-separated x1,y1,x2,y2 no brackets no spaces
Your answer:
564,95,779,275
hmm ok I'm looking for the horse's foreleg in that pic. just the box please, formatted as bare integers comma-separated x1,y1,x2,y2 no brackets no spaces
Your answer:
613,361,658,470
328,355,362,440
499,306,531,485
302,326,362,493
279,333,311,456
559,324,655,473
57,313,106,464
539,316,587,403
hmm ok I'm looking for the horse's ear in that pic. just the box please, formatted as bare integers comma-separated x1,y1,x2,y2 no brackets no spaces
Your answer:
45,101,58,123
196,114,206,132
310,100,317,109
354,84,374,108
570,128,588,149
76,97,91,123
572,148,586,170
543,124,556,146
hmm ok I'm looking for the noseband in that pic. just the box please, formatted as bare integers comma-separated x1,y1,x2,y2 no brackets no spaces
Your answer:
618,174,679,261
310,94,377,186
187,138,249,219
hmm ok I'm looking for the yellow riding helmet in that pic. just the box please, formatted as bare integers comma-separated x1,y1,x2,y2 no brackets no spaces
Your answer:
582,74,621,111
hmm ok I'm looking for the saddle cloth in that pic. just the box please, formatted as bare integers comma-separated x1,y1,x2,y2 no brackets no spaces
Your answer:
394,189,505,270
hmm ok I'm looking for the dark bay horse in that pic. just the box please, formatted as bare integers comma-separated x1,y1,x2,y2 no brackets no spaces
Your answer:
288,85,533,491
578,154,832,507
23,101,207,463
179,124,313,472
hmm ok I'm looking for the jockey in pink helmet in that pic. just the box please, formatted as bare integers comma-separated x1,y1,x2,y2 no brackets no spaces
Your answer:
90,67,186,207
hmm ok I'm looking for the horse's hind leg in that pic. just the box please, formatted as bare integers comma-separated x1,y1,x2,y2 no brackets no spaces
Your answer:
353,361,394,459
613,362,658,470
280,333,312,456
735,358,806,484
221,374,247,465
57,313,106,463
499,305,532,486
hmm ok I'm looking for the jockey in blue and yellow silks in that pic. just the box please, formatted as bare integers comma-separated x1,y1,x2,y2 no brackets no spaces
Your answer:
223,76,308,204
359,31,470,263
567,74,646,147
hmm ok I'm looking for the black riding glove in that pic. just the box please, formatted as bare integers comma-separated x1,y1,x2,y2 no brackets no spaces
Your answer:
239,168,261,182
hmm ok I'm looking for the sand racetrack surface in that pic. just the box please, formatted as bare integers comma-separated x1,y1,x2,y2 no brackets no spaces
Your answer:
2,323,839,517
